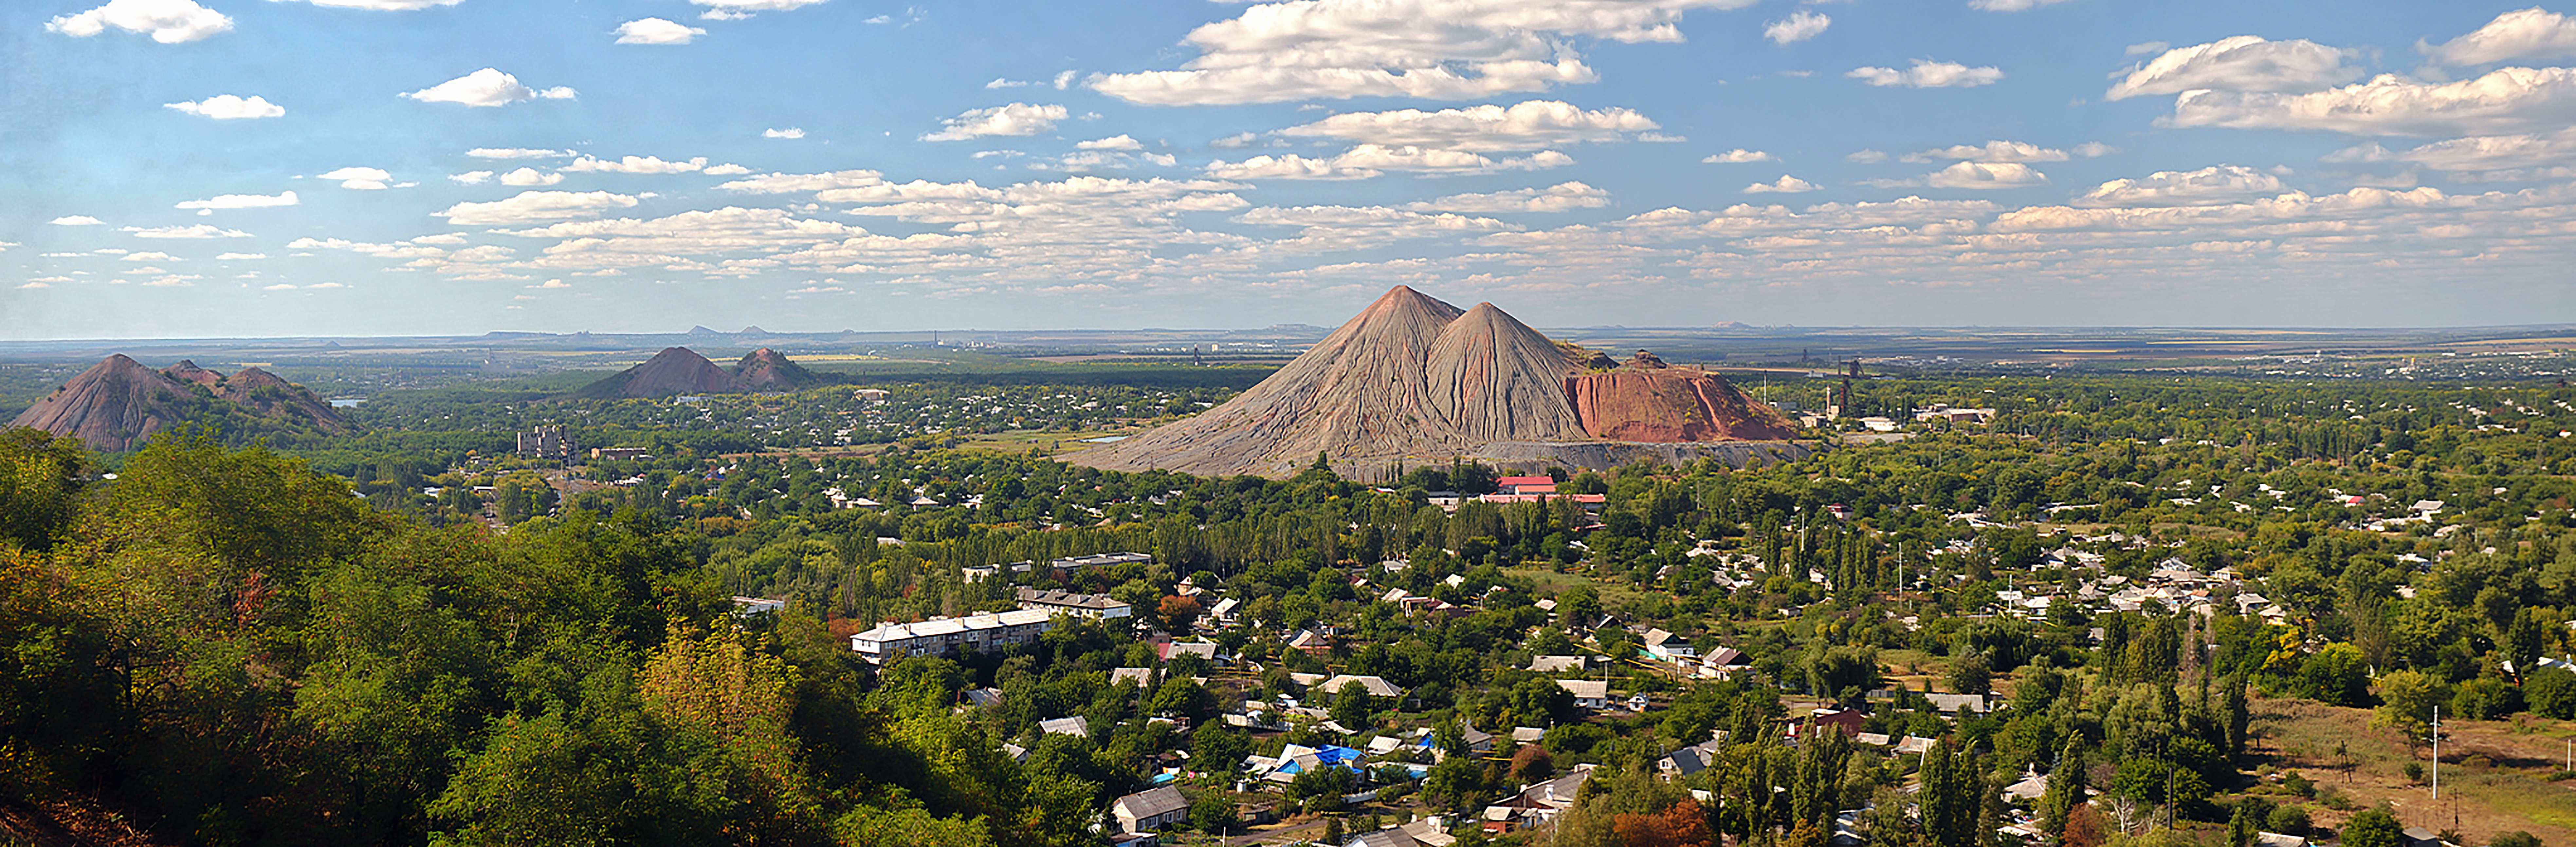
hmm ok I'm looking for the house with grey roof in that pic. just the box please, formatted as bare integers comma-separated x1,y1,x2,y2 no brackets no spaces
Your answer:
1111,785,1189,833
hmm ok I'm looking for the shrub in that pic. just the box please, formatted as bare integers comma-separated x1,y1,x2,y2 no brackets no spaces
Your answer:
2449,677,2522,720
2266,805,2311,836
2526,667,2576,719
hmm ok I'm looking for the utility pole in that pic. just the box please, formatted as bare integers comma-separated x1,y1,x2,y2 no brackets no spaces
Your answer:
2430,704,2440,803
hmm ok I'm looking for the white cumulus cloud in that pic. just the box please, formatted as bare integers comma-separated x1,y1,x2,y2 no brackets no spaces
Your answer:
2422,7,2576,66
616,18,707,45
1903,140,2067,163
2327,127,2576,172
499,167,564,186
1743,175,1819,193
1403,181,1610,212
1764,10,1829,45
563,155,709,174
274,0,464,9
2074,165,2286,207
175,190,299,211
449,171,495,184
1091,0,1760,105
690,0,829,14
2169,67,2576,136
2107,36,2359,101
437,191,641,226
128,224,252,238
1848,60,2003,88
1869,162,2049,189
1207,145,1571,180
764,128,806,139
1703,149,1775,163
46,0,232,44
49,216,106,226
468,147,569,159
1078,135,1146,151
403,69,577,107
1277,100,1662,152
922,103,1068,141
1926,161,2048,188
317,166,396,189
165,94,284,120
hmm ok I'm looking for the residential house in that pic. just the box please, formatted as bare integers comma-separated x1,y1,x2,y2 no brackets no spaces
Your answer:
1112,667,1156,688
2002,768,2050,803
1111,785,1190,834
1498,763,1596,825
1556,679,1609,710
1320,674,1405,701
1798,707,1866,738
1288,629,1332,654
1525,654,1587,674
1642,629,1698,661
1400,817,1459,847
1346,830,1412,847
1040,716,1090,738
1926,693,1990,715
1158,641,1219,663
1016,587,1134,620
1698,648,1750,680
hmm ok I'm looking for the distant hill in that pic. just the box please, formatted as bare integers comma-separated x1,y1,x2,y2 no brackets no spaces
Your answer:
566,347,829,399
732,348,820,390
9,355,348,451
568,347,744,399
1071,286,1800,479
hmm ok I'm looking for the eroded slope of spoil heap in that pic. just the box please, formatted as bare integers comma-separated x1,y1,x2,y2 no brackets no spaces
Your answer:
1565,354,1800,443
1072,286,1804,479
732,348,819,391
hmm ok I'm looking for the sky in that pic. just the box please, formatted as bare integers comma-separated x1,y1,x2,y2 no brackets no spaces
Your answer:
5,0,2576,338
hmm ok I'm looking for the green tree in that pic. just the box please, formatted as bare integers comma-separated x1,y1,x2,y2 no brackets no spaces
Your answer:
0,427,88,551
2300,644,2372,707
2229,797,2275,847
2341,806,2402,847
2527,667,2576,719
2370,669,2448,747
1191,725,1250,775
2221,674,2251,760
1331,680,1379,729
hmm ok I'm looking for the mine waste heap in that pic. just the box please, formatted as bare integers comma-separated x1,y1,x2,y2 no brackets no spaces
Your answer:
568,347,821,399
10,355,348,452
1072,286,1806,479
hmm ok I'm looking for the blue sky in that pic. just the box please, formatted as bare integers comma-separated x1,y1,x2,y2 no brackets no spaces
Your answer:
5,0,2575,338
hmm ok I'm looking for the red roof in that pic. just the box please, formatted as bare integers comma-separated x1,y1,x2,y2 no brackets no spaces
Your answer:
1496,476,1555,486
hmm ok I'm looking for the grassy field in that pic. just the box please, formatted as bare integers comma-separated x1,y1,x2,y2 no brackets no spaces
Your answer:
2252,697,2576,845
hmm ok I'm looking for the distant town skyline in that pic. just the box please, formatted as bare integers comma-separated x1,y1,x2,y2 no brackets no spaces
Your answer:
7,0,2576,338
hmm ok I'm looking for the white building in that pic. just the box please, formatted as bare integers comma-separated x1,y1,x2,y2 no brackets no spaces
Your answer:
1016,587,1134,620
848,608,1054,665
